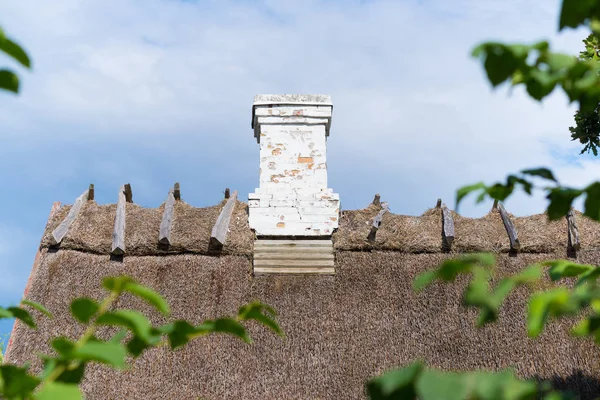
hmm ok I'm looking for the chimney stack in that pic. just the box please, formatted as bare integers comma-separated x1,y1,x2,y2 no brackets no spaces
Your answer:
248,94,340,236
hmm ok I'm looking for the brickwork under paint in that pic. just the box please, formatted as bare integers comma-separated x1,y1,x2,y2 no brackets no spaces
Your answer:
249,95,340,236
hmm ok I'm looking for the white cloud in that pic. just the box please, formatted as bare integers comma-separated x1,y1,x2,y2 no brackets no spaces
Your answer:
0,0,595,217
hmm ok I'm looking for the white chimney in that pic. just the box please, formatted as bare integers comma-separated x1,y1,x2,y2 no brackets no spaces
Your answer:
248,94,340,236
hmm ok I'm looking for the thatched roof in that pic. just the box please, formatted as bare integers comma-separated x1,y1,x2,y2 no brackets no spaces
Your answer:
7,199,600,399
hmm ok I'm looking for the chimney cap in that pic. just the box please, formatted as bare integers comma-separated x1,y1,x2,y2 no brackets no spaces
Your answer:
253,94,332,106
251,94,333,132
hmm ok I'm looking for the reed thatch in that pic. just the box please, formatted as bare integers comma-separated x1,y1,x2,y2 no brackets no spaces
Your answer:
333,205,575,254
8,200,600,399
40,200,254,256
6,249,600,399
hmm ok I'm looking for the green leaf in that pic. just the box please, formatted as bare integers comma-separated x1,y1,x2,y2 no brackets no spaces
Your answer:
463,267,504,327
571,316,599,337
544,53,577,70
96,310,153,342
102,276,134,293
544,391,579,400
162,320,197,349
238,302,283,337
51,337,76,356
483,45,521,87
35,382,82,400
21,299,52,318
574,69,599,91
366,361,422,400
527,289,570,337
545,260,596,281
123,281,170,316
413,254,495,295
40,356,87,385
456,182,485,210
198,318,250,343
102,276,169,315
584,182,600,221
0,365,40,398
126,336,151,358
507,44,530,59
0,37,31,68
521,168,557,182
546,188,582,220
559,0,595,30
438,254,495,281
526,69,557,100
486,182,515,201
512,264,543,284
532,41,550,52
416,370,469,400
0,69,19,93
73,341,126,369
109,328,129,344
0,307,12,319
472,370,538,400
70,298,99,323
575,266,600,286
8,306,36,328
413,270,438,292
55,362,85,385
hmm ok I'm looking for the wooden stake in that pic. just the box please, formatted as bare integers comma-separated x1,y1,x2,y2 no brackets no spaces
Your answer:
210,190,238,248
372,194,381,206
159,188,176,246
225,188,231,199
498,203,520,251
124,183,133,203
111,185,127,256
173,182,181,201
51,188,91,245
436,199,442,208
567,209,581,251
492,199,499,210
88,184,95,201
441,203,454,249
367,203,389,242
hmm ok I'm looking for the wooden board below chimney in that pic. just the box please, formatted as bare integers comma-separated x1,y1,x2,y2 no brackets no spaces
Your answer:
253,239,334,275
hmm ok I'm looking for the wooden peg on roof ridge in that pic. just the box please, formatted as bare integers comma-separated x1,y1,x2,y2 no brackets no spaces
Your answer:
372,194,381,206
492,199,499,210
124,183,133,203
159,188,176,246
111,185,127,256
225,188,231,199
88,184,95,201
497,203,520,251
50,187,91,245
436,199,442,208
173,182,181,200
210,190,238,249
441,203,454,250
367,203,389,242
567,209,580,251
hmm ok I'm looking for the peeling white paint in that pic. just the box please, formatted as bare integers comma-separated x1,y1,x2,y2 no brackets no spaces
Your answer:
248,94,340,236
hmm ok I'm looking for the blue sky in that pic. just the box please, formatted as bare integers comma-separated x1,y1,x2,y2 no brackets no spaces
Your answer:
0,0,594,346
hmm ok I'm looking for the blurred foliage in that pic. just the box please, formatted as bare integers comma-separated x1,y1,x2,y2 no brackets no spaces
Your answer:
367,1,600,399
0,26,30,94
0,276,282,399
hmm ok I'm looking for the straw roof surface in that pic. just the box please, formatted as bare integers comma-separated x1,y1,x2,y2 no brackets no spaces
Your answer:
40,200,254,256
7,200,600,399
334,205,576,254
